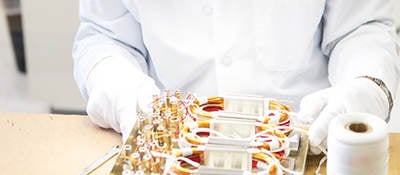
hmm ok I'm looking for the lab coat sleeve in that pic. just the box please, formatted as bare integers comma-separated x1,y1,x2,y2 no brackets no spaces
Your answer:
73,0,148,100
72,0,152,128
321,0,400,97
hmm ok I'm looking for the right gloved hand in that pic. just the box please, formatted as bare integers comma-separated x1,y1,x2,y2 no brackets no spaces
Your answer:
86,57,160,141
298,78,389,154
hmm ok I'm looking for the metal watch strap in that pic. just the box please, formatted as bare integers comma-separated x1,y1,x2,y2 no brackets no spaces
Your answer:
359,76,393,122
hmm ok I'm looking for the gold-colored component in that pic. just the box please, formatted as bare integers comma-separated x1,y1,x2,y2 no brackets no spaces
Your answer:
130,153,141,170
152,95,160,114
174,90,182,99
145,116,153,126
166,90,172,108
136,138,145,147
138,147,148,159
134,170,144,175
150,159,162,173
269,99,290,111
180,121,211,145
143,124,153,141
169,117,180,138
206,96,224,106
138,117,146,133
253,153,271,163
189,105,213,120
154,125,172,152
142,154,152,174
109,92,308,175
152,119,161,132
122,159,134,173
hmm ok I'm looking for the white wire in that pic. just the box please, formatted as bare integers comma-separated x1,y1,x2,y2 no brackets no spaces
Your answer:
190,125,291,153
154,149,201,175
260,148,303,175
175,157,201,168
315,155,327,175
150,151,173,159
293,125,328,175
314,145,328,175
163,158,175,175
180,122,294,152
178,134,199,147
253,135,289,153
318,145,328,155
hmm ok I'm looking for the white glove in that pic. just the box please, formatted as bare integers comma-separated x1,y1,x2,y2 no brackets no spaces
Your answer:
298,78,389,154
86,57,160,141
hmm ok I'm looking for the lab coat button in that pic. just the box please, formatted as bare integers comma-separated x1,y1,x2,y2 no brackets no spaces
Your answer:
202,6,213,16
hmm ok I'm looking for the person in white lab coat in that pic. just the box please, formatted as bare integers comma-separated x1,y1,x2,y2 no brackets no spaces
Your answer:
73,1,400,152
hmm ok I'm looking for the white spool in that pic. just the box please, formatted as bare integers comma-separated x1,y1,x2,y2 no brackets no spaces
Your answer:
327,113,389,175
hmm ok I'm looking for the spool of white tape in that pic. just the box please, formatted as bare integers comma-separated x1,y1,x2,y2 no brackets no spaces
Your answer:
327,113,389,175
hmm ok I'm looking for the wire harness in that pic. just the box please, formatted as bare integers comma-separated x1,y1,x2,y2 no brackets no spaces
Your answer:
116,91,305,175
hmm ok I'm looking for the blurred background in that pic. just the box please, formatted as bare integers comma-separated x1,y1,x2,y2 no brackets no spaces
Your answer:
0,0,400,131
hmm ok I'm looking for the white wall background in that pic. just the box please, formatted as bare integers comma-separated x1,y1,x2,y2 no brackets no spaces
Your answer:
0,2,48,113
21,0,84,111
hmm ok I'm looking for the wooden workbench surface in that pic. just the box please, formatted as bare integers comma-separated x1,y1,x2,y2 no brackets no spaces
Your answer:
0,113,121,175
0,113,398,174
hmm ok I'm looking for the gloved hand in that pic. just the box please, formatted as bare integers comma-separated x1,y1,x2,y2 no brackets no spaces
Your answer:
298,78,389,154
86,57,160,141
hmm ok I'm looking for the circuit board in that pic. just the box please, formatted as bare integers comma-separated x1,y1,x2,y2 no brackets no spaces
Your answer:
110,91,308,175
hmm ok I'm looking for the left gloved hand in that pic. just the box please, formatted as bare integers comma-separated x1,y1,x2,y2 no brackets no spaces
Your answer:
298,78,389,154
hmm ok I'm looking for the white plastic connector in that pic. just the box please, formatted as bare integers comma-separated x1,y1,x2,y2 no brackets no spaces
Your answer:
223,95,265,115
203,145,252,171
223,95,275,117
216,112,259,121
210,118,256,139
198,167,245,175
288,132,300,153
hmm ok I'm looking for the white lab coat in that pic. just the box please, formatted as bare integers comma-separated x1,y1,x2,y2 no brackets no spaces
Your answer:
73,0,400,110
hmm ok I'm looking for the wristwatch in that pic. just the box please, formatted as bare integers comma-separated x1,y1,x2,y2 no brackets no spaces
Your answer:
359,76,393,122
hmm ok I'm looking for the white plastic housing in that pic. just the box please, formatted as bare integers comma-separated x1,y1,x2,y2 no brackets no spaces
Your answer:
203,145,252,171
223,95,269,116
210,118,256,139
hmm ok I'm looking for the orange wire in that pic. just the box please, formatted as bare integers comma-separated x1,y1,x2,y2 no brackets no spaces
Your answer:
181,121,210,145
206,96,224,106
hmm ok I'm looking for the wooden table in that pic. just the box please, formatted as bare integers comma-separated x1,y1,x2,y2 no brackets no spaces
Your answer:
0,113,398,175
0,113,120,175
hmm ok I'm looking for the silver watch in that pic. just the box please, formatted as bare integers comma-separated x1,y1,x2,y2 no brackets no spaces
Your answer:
359,76,393,122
